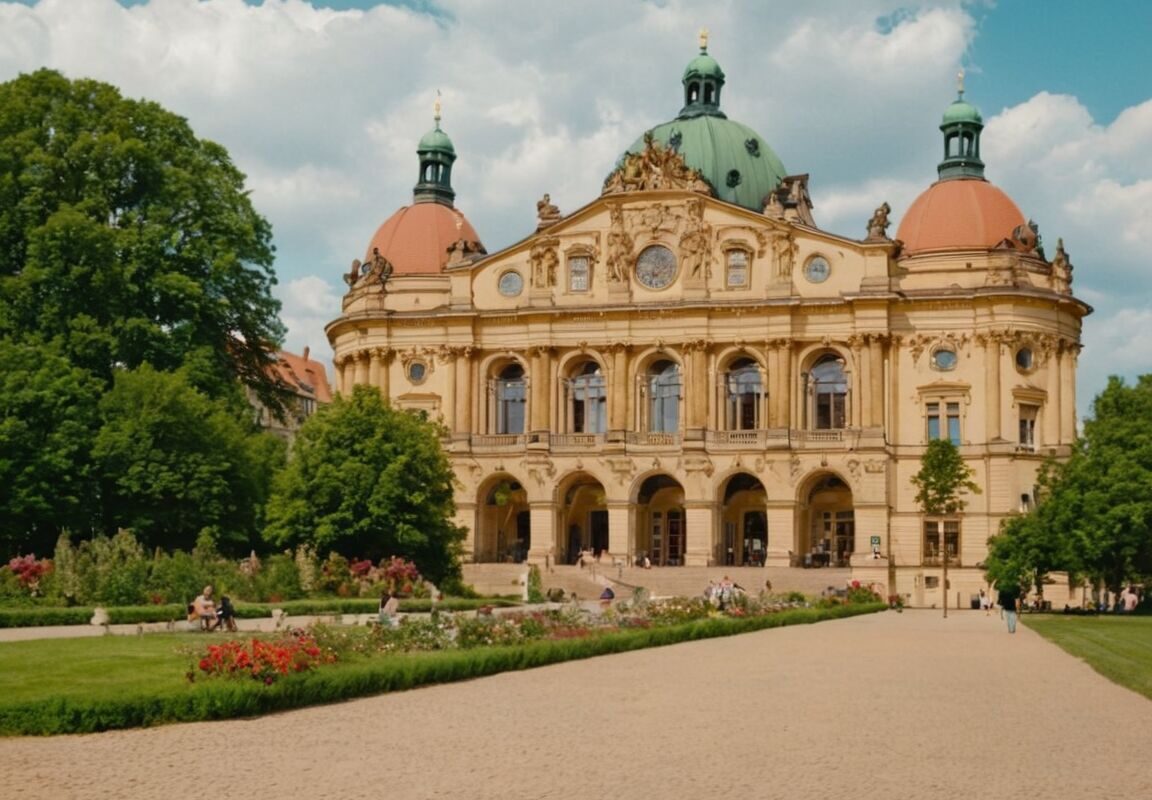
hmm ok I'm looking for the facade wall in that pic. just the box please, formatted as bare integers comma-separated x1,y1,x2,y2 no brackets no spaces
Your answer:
327,183,1086,604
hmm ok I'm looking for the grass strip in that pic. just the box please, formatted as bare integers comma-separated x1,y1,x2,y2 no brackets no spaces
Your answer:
0,602,882,736
1024,614,1152,701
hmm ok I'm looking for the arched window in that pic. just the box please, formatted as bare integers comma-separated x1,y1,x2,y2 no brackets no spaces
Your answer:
724,358,763,430
568,361,606,434
495,364,526,434
648,360,681,433
811,355,847,430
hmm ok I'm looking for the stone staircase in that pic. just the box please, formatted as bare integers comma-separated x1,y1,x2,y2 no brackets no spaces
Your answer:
462,562,853,601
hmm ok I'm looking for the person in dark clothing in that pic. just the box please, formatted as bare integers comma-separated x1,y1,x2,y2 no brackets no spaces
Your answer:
997,585,1022,633
216,595,238,632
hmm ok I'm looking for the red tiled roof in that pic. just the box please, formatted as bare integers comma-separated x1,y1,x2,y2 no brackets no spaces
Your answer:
365,202,482,275
272,347,332,404
896,178,1026,255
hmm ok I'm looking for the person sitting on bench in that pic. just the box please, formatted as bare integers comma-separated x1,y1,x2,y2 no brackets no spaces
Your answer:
191,585,218,631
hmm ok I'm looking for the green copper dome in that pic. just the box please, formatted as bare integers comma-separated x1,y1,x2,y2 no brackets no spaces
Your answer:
418,126,455,155
941,98,982,126
623,117,787,210
616,36,786,211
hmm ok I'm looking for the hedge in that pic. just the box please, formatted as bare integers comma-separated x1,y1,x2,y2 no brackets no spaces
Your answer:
0,602,884,735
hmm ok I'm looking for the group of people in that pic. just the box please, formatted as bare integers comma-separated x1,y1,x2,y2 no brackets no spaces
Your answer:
188,585,237,632
703,576,745,609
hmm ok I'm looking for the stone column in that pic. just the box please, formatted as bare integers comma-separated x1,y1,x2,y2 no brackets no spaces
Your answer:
607,501,631,563
378,348,392,401
1060,343,1078,443
440,347,457,433
764,501,795,567
1044,339,1061,446
848,336,864,428
983,333,1002,442
610,344,629,435
367,348,381,390
354,350,369,387
683,502,715,567
869,334,885,427
888,338,901,443
685,341,708,432
528,502,555,563
456,347,473,435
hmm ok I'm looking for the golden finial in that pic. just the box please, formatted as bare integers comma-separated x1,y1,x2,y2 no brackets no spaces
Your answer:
698,27,709,52
434,89,442,128
956,68,965,99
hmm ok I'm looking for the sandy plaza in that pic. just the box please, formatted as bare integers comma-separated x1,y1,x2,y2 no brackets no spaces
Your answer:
2,609,1149,799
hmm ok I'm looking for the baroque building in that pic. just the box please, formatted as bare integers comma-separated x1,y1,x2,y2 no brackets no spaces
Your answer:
326,40,1088,606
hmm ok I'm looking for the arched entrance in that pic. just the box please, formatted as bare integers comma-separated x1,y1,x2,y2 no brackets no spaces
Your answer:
634,474,685,566
557,474,608,564
476,475,529,563
720,473,767,566
796,472,854,567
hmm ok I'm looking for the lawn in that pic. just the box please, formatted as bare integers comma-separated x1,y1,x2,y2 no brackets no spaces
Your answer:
1024,614,1152,701
0,634,198,705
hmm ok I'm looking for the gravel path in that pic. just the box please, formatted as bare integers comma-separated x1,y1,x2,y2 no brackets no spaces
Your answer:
2,609,1149,799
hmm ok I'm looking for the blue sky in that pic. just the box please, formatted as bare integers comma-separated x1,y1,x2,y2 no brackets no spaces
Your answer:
2,0,1150,420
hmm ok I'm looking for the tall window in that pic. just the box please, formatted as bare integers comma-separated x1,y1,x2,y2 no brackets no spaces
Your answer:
927,400,961,445
495,364,526,434
1018,404,1038,451
724,358,762,430
649,360,681,433
568,255,590,292
811,355,847,429
570,361,606,433
726,249,749,288
923,520,960,566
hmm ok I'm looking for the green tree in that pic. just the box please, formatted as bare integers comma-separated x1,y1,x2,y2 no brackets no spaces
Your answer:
989,376,1152,594
0,338,103,555
0,69,286,412
911,439,981,615
93,365,285,553
911,439,981,517
264,385,465,585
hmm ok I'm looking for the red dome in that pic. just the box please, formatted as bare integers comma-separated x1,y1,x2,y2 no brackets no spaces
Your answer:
365,202,482,276
896,178,1026,255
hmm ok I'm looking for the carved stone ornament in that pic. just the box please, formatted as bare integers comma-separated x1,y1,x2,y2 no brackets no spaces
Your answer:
446,237,486,266
602,132,715,197
529,237,560,288
346,247,394,290
522,454,556,487
679,197,713,279
604,203,634,283
865,202,891,241
678,454,714,476
599,456,637,486
535,193,562,231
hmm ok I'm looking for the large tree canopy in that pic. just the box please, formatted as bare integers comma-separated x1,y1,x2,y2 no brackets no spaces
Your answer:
93,365,285,554
264,386,465,585
987,376,1152,592
0,69,286,410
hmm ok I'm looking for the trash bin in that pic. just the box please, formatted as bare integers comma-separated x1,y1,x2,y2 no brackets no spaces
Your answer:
969,594,981,610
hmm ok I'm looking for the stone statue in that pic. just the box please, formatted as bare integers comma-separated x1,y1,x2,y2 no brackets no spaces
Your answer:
536,193,561,231
602,132,713,198
530,239,559,288
345,258,362,287
773,232,796,278
605,204,633,283
679,198,712,279
363,247,393,285
866,202,891,240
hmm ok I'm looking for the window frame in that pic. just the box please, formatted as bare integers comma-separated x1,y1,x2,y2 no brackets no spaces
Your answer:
922,518,961,567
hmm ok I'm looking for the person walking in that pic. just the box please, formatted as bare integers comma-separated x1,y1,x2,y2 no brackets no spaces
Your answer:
997,584,1022,633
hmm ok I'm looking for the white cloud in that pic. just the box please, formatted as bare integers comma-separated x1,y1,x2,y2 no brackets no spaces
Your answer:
2,0,1149,419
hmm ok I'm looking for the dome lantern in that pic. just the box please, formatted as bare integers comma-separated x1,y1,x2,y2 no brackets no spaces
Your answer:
414,93,457,206
679,28,727,120
938,70,985,181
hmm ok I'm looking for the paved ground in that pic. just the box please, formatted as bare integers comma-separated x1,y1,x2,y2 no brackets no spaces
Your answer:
2,609,1149,799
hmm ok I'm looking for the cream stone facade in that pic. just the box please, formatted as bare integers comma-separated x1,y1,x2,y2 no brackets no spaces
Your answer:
326,44,1089,607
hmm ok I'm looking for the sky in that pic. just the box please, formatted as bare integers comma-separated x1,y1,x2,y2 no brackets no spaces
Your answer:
1,0,1150,420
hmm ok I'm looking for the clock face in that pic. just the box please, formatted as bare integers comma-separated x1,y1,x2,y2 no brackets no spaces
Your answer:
635,245,677,289
497,270,523,297
804,255,831,283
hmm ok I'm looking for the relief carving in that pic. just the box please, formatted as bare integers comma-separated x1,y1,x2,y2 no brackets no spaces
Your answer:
529,236,560,288
679,197,713,279
605,203,634,283
602,132,715,197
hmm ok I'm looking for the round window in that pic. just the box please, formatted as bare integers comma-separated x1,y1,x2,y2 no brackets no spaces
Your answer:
931,349,958,371
408,361,427,383
498,270,523,297
1016,347,1034,371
